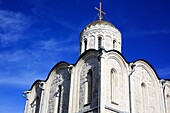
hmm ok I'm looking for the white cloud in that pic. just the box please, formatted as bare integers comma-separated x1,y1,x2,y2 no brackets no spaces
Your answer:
0,71,45,86
36,35,79,52
0,50,27,63
0,10,31,46
0,9,79,88
38,38,59,50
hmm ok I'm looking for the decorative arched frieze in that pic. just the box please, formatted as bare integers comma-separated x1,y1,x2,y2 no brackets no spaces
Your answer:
80,22,122,54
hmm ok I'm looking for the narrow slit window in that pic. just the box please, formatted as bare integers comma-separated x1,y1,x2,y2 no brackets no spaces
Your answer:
35,96,40,113
57,85,62,113
113,40,116,49
141,83,147,113
98,37,102,49
167,94,170,113
84,69,92,105
84,39,87,51
110,68,118,105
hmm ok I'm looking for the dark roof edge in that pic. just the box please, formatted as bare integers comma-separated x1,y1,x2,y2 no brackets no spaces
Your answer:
28,61,70,91
27,49,168,91
104,49,163,80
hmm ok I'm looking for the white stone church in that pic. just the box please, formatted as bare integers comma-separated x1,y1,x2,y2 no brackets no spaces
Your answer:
23,2,170,113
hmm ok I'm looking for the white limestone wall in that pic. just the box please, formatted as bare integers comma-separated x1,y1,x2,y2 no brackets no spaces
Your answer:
164,82,170,113
68,50,99,113
100,51,129,113
36,63,70,113
80,23,121,54
24,83,40,113
130,61,164,113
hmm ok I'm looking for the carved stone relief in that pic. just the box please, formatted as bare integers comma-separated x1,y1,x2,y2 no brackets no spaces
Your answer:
79,57,98,112
48,67,70,113
133,66,156,113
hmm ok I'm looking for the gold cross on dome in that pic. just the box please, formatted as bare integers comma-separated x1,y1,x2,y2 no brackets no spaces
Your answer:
95,0,106,21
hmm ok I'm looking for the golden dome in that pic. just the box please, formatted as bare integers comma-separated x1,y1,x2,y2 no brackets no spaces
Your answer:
85,20,115,29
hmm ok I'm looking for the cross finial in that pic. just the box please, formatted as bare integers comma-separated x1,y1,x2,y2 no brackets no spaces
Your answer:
95,0,106,21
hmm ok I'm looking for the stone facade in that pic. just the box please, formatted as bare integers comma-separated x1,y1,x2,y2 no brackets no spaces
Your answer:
24,18,170,113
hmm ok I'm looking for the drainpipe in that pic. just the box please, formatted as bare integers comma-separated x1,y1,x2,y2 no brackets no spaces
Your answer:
129,63,136,113
161,80,167,113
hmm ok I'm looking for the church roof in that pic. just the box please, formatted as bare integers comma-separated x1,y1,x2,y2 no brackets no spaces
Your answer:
85,20,116,29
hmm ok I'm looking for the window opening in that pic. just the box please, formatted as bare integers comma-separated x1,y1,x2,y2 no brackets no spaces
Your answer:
57,85,62,113
110,68,118,105
84,39,87,51
98,37,102,49
113,40,116,49
141,83,147,113
167,94,170,113
84,69,92,105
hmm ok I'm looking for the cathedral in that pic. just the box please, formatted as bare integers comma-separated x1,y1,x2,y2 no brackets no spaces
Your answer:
23,1,170,113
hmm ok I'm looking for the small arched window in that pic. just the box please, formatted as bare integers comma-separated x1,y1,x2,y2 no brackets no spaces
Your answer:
141,83,148,113
98,37,102,49
84,69,92,105
84,39,87,51
113,40,116,49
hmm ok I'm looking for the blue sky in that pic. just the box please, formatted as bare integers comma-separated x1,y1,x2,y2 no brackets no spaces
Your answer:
0,0,170,113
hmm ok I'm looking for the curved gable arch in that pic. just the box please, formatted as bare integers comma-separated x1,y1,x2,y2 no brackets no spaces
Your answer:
44,62,70,113
134,60,159,86
104,51,129,108
106,51,129,73
132,60,162,113
72,50,99,112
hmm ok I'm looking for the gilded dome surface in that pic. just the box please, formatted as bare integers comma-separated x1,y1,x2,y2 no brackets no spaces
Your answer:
85,20,115,29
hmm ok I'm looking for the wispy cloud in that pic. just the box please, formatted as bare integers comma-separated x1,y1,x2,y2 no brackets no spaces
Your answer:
35,34,79,52
0,5,80,88
0,50,28,63
0,37,79,87
0,71,43,86
124,29,170,37
54,18,81,31
157,67,170,79
0,10,31,46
